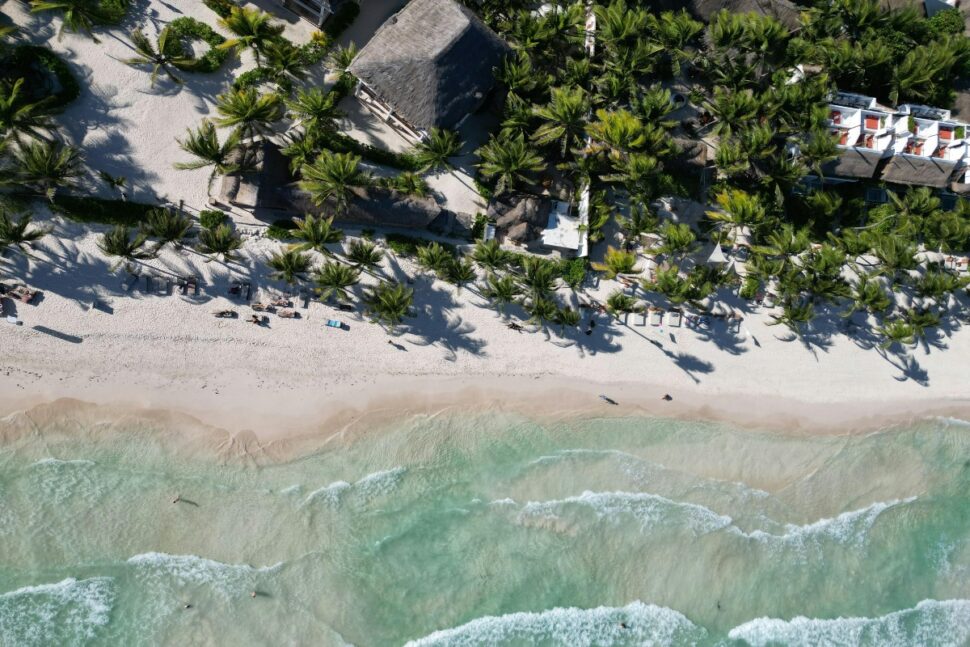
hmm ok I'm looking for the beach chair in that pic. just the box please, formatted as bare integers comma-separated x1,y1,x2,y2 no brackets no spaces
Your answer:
213,310,237,319
144,275,153,292
668,309,682,328
278,309,299,319
649,308,664,326
635,310,647,326
729,315,743,334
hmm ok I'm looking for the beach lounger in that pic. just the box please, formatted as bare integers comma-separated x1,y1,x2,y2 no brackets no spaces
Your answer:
278,309,299,319
251,302,270,312
144,275,153,292
212,309,237,318
325,319,344,329
668,310,683,328
650,308,664,326
635,311,647,326
11,286,37,303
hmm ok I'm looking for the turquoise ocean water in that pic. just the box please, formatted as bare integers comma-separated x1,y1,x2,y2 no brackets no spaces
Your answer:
0,410,968,646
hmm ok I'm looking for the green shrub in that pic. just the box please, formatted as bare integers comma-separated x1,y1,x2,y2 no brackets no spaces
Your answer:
199,209,227,229
739,276,760,300
1,45,80,109
266,218,297,240
470,213,489,241
232,67,274,90
168,17,228,73
385,233,423,257
203,0,236,18
558,258,587,289
316,130,420,171
361,228,375,240
96,0,129,24
928,8,965,37
51,196,157,226
297,40,330,66
323,1,360,40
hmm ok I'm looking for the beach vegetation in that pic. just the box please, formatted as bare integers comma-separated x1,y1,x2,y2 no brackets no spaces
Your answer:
175,120,243,174
97,224,155,271
30,0,103,41
416,241,454,276
445,256,477,290
364,281,414,328
213,88,283,140
326,44,359,89
10,138,83,201
0,78,58,143
592,246,639,279
299,150,370,215
143,207,192,251
199,209,228,230
0,210,51,257
217,6,284,66
285,88,343,133
472,239,511,273
314,260,359,302
553,306,582,334
476,133,546,195
481,272,521,314
125,27,199,86
196,222,242,263
380,171,429,198
413,128,463,173
168,17,229,73
267,248,312,286
289,213,343,256
346,239,383,271
49,196,155,226
605,290,638,318
0,46,80,110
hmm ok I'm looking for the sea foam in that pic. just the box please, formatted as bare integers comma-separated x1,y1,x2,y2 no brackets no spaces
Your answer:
727,598,970,647
0,577,114,646
517,490,733,535
304,466,406,508
403,601,706,647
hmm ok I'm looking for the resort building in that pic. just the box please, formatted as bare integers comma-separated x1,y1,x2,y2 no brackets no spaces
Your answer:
279,0,342,26
347,0,509,142
812,92,970,191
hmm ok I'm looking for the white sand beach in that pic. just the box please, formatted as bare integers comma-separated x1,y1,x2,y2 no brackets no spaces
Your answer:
2,1,969,446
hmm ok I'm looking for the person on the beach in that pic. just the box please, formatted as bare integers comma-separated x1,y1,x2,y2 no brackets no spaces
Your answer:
662,394,672,401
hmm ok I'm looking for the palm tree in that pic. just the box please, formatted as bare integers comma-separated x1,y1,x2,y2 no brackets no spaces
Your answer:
553,306,581,335
703,87,759,138
659,222,697,260
267,248,312,286
125,27,198,86
416,241,453,276
605,289,638,318
279,130,319,174
365,281,414,328
289,213,343,256
214,88,283,139
481,272,521,315
476,133,545,195
707,189,767,235
525,296,558,329
495,53,538,95
472,238,510,273
0,210,51,258
532,86,589,157
413,128,463,173
346,239,383,271
617,203,658,248
263,40,307,87
445,257,477,291
217,6,284,66
175,120,243,174
767,299,815,335
800,126,839,181
870,233,917,283
520,256,558,301
197,223,242,263
878,319,915,350
314,260,359,302
0,79,57,143
97,170,128,196
592,246,639,279
299,150,370,215
98,225,155,271
143,208,192,251
326,43,358,87
904,308,941,345
285,88,342,133
847,274,892,315
586,109,647,156
30,0,102,41
12,139,83,201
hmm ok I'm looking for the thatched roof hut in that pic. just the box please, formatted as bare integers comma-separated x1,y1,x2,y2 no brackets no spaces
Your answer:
821,148,885,180
880,156,958,189
348,0,509,133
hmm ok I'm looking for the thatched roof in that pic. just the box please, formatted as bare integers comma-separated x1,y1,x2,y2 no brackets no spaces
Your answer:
822,148,885,179
214,142,293,210
348,0,509,131
487,195,550,243
880,155,957,188
649,0,801,29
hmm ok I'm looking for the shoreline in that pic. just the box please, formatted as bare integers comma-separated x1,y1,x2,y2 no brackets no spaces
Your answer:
2,374,968,463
